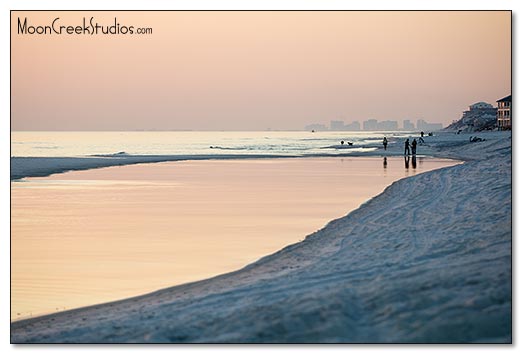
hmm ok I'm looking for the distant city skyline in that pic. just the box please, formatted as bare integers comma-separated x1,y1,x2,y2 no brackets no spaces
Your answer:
305,118,443,132
11,11,510,131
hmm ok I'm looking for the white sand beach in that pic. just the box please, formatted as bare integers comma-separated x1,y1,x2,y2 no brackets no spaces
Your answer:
10,132,511,343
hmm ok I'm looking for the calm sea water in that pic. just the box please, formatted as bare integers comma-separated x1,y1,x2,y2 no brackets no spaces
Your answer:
11,131,414,157
11,156,459,320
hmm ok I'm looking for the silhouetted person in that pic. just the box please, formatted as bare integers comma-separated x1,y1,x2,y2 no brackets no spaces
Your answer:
383,137,388,150
383,156,387,168
404,155,410,169
420,131,424,138
341,140,344,145
412,155,417,169
412,139,417,155
404,139,411,155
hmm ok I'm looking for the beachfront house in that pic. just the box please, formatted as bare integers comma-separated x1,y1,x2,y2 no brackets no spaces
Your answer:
461,102,497,125
496,95,512,130
444,102,498,132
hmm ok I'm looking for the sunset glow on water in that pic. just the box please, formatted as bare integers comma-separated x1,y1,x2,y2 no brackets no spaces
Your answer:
11,157,458,320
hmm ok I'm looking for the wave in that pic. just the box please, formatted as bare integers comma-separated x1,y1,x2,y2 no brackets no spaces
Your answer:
209,145,312,152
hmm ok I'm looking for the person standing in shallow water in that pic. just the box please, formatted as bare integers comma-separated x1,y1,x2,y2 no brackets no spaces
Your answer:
412,139,417,155
383,137,388,150
404,138,411,155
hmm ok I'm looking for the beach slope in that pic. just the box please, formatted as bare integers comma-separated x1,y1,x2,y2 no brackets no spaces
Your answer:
11,134,512,343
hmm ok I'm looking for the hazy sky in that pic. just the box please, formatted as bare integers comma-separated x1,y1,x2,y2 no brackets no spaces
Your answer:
11,11,511,131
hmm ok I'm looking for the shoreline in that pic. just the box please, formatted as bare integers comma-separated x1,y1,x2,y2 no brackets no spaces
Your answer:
11,131,511,343
10,131,495,181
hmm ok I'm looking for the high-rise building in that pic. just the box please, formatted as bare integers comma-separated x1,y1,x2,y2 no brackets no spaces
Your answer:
363,119,378,131
403,120,415,131
377,120,399,131
330,120,345,131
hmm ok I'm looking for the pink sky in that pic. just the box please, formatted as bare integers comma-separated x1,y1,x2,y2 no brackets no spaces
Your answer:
11,11,511,131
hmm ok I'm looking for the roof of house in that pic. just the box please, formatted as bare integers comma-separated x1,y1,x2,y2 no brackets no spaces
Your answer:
496,95,512,102
470,102,493,109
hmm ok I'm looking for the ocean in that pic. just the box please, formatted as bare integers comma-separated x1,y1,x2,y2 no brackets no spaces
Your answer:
11,131,415,158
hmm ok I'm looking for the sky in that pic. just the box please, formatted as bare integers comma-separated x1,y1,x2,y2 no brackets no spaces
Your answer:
11,11,511,131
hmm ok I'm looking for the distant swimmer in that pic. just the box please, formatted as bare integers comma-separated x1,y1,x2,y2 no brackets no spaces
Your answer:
383,137,388,151
341,140,345,145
